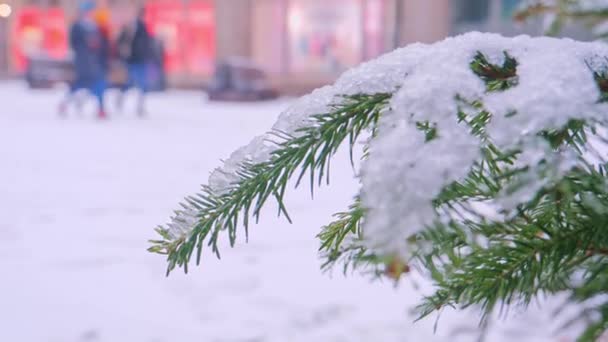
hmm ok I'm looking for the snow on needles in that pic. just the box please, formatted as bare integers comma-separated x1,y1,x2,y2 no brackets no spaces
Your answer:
362,33,607,256
168,32,608,257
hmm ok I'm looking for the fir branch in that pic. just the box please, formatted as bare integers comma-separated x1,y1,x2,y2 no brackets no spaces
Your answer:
318,198,364,268
434,99,518,209
413,103,608,330
150,93,391,274
317,197,384,276
415,121,439,142
416,162,608,322
587,61,608,102
149,35,608,340
471,51,519,92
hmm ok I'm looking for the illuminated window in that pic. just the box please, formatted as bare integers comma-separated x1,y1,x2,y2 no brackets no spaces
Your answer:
287,0,363,74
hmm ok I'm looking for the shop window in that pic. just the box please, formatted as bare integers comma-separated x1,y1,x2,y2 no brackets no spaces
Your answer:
145,0,215,76
11,5,68,72
363,0,386,60
287,0,363,74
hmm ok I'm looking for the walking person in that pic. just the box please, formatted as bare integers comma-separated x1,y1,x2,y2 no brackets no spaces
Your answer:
59,0,110,119
116,8,154,116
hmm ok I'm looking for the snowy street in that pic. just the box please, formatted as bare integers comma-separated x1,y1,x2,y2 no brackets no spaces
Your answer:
0,81,580,342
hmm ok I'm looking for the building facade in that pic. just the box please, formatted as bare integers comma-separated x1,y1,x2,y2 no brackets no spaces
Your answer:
1,0,536,91
217,0,451,92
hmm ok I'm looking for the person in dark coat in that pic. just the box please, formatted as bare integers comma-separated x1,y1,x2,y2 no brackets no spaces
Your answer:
116,8,154,116
59,0,110,119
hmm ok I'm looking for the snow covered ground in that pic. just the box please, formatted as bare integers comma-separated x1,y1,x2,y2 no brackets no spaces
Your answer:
0,81,583,341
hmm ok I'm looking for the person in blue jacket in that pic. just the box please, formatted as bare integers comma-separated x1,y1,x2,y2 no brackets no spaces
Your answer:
59,0,110,119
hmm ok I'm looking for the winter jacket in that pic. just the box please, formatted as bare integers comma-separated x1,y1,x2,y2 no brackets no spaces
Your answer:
117,19,153,65
70,19,109,82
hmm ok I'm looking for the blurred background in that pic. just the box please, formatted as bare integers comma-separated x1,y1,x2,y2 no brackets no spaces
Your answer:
0,0,561,92
0,1,593,342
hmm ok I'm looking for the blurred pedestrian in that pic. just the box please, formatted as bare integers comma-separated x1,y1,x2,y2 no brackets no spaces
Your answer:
116,7,154,116
59,0,110,119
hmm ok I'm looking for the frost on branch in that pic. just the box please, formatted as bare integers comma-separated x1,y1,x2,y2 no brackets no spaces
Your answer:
151,32,608,276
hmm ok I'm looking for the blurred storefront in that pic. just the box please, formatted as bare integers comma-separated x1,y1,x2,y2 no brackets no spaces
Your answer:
451,0,539,36
4,0,215,84
0,0,547,91
0,0,456,91
143,0,216,81
247,0,394,93
11,2,68,73
224,0,451,94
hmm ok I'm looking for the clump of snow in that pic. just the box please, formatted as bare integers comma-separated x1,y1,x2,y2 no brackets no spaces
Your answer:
360,33,492,253
166,32,608,257
485,36,605,148
496,138,579,212
333,43,432,95
360,32,608,256
271,85,336,134
165,207,199,240
208,135,275,194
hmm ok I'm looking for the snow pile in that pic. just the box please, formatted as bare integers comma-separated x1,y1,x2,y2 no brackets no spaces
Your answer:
167,32,608,257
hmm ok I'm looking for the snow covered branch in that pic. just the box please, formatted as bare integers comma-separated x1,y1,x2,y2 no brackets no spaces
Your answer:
149,92,391,273
151,32,608,339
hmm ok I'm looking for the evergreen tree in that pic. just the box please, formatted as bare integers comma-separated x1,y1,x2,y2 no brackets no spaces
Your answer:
150,33,608,340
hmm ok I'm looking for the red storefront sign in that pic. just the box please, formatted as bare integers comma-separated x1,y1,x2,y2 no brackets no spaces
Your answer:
12,6,69,72
145,0,182,73
145,0,215,75
184,0,215,75
43,8,69,60
11,1,216,76
12,6,43,72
